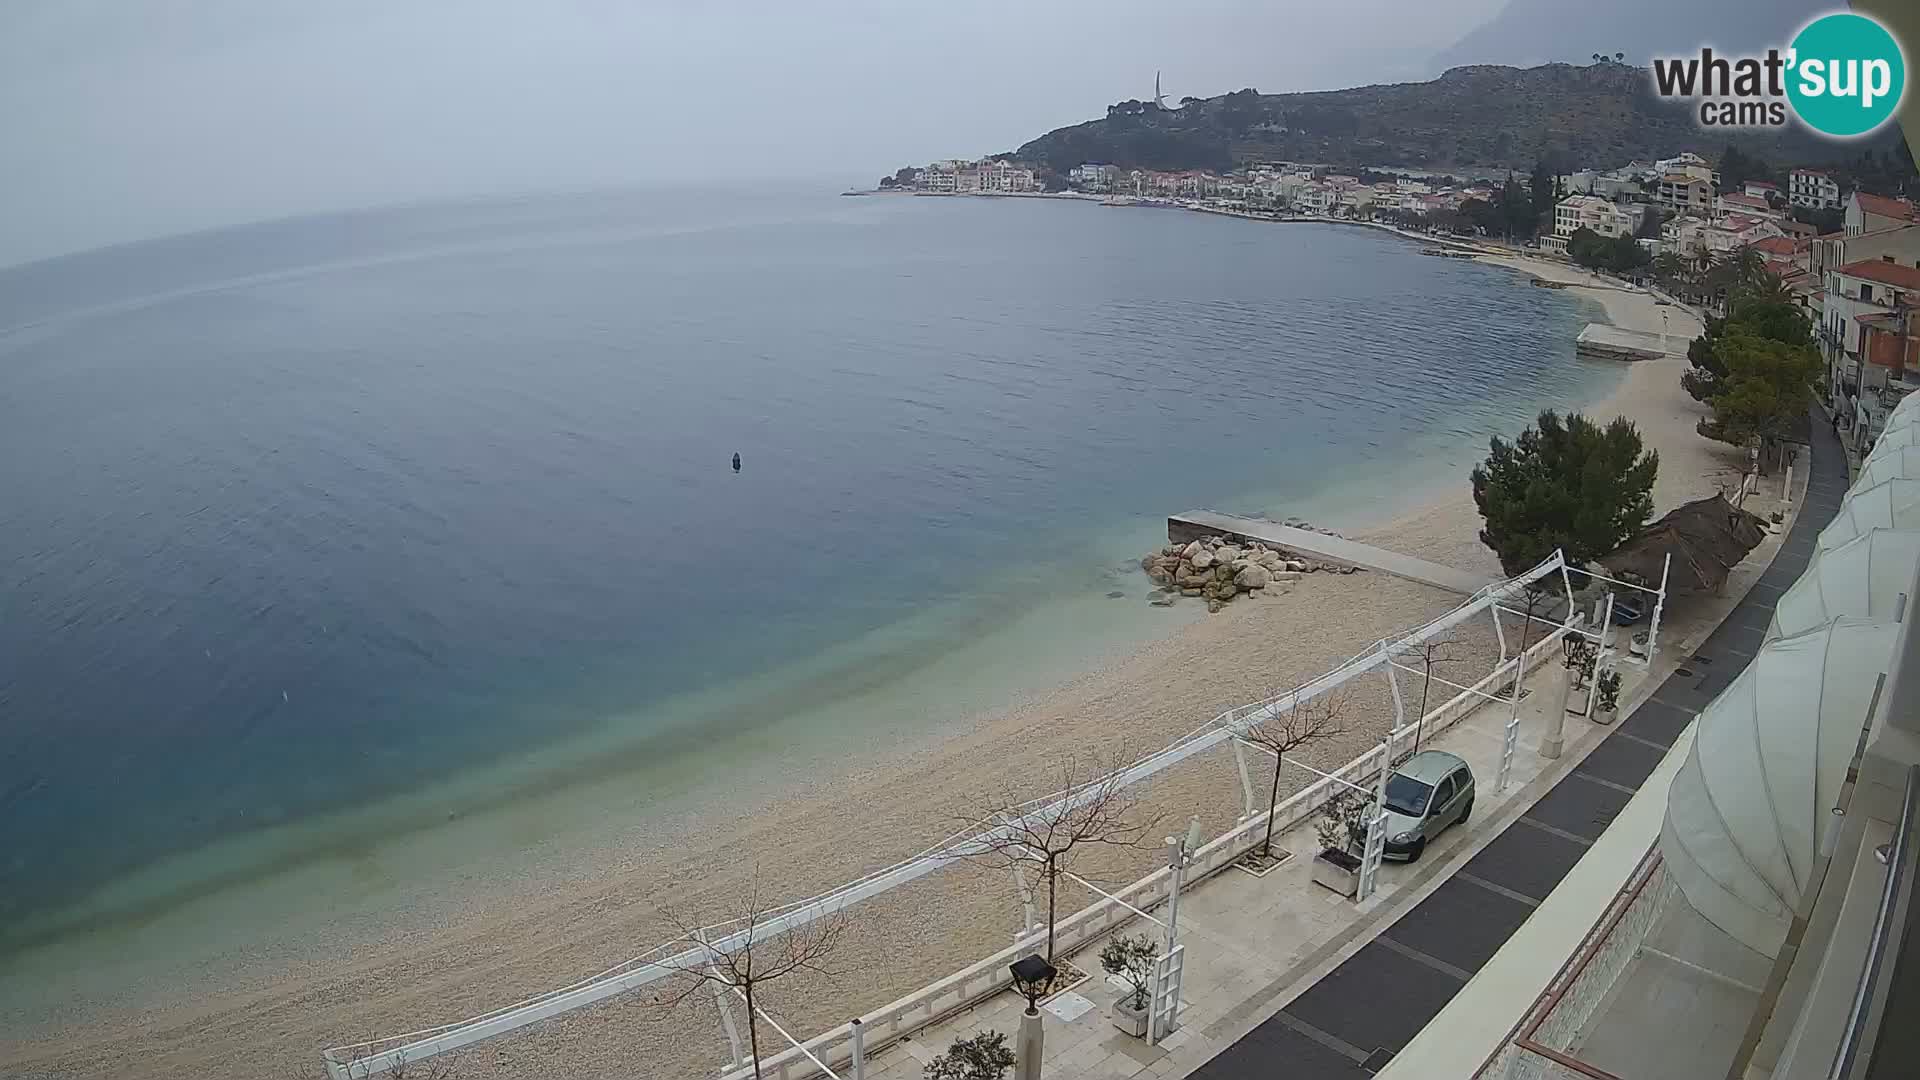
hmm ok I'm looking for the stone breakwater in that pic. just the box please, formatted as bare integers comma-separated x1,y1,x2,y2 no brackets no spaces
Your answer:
1141,524,1358,613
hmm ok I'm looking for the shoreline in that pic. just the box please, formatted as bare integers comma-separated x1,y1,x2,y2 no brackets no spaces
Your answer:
0,213,1736,1080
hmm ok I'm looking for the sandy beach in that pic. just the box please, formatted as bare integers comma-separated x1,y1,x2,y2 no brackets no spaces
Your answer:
0,244,1753,1080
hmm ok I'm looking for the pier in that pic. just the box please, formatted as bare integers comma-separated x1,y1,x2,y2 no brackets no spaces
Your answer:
1167,510,1493,595
1575,323,1676,363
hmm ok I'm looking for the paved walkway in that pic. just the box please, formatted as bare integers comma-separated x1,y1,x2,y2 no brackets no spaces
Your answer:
1187,407,1847,1079
1167,512,1492,596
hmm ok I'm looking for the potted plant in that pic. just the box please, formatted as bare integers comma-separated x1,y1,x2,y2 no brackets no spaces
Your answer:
925,1030,1016,1080
1563,639,1598,690
1594,668,1623,725
1098,934,1159,1037
1310,790,1366,897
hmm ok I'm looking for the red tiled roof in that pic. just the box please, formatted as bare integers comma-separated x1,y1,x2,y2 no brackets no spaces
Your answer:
1857,193,1917,221
1746,181,1779,190
1750,236,1801,256
1836,258,1920,290
1721,193,1770,210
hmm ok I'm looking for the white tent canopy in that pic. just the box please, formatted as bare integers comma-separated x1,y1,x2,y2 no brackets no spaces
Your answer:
1768,529,1920,640
1867,423,1920,462
1819,478,1920,552
1660,619,1899,956
1855,446,1920,491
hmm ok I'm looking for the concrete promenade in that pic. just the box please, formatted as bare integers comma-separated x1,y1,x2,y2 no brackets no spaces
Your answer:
838,415,1833,1080
1167,511,1492,596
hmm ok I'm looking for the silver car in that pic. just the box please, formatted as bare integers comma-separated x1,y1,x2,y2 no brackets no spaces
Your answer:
1375,750,1475,861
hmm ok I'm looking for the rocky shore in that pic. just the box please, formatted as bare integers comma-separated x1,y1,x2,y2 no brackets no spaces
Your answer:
1141,525,1357,613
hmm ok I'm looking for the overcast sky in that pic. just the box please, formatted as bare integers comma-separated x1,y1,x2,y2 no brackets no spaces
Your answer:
0,0,1501,267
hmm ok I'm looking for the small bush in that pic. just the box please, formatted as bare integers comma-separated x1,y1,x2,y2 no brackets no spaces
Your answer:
925,1030,1016,1080
1099,933,1160,1011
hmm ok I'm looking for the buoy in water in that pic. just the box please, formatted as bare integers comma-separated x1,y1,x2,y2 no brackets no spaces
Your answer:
732,452,742,472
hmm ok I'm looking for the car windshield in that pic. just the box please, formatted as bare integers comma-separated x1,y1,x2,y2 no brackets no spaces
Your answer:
1384,773,1435,817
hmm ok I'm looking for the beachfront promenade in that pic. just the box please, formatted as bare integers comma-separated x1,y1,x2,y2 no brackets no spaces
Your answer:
839,427,1827,1080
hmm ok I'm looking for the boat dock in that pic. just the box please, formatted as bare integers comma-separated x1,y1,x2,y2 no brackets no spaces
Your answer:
1167,510,1493,595
1575,323,1677,363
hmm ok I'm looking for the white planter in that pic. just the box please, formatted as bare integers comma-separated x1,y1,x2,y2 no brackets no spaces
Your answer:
1111,996,1150,1037
1594,704,1618,725
1311,850,1360,897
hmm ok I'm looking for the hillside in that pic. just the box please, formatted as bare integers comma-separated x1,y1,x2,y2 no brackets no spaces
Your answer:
1011,62,1891,177
1430,0,1815,75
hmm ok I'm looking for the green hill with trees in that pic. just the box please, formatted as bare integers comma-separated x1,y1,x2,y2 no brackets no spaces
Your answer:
1011,61,1903,176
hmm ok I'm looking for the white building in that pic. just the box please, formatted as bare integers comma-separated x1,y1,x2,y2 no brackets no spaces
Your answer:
978,160,1036,193
1068,163,1117,192
1656,173,1715,217
1791,167,1843,210
1847,191,1918,237
1823,257,1920,415
1547,194,1642,252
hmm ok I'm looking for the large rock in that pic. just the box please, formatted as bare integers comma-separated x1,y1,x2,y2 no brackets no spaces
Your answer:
1206,598,1225,614
1256,550,1281,567
1181,540,1206,560
1235,564,1272,589
1149,595,1176,607
1181,586,1204,597
1147,566,1173,586
1285,560,1309,573
1190,547,1216,570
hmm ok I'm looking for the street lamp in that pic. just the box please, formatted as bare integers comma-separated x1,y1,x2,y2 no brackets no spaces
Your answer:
1008,954,1055,1014
1008,954,1055,1080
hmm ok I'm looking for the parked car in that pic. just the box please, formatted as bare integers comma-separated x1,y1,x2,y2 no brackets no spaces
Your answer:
1375,750,1475,861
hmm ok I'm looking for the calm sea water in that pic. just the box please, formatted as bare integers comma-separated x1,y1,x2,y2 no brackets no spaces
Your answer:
0,191,1608,947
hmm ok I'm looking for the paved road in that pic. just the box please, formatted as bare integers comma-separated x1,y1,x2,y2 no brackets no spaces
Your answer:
1189,409,1849,1078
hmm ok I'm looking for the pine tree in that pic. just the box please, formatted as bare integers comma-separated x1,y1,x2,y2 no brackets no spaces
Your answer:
1471,411,1659,577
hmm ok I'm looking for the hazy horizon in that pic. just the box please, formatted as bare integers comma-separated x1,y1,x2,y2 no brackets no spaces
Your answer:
0,0,1504,268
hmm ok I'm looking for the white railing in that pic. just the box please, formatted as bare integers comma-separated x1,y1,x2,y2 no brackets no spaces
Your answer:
723,620,1579,1080
326,552,1577,1078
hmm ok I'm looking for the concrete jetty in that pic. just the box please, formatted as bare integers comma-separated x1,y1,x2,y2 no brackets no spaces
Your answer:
1167,510,1493,595
1575,323,1677,363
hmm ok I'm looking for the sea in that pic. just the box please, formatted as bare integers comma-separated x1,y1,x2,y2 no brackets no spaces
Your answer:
0,189,1614,969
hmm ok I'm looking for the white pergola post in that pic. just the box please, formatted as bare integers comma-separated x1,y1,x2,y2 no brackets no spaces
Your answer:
850,1018,866,1080
1384,642,1408,744
1009,860,1039,940
1586,593,1616,718
1491,606,1508,663
1497,643,1527,792
707,956,746,1071
1357,738,1393,900
1232,739,1257,820
1645,552,1672,662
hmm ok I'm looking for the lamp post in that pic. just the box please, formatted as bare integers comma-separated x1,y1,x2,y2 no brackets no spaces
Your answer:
1162,817,1204,953
1009,954,1056,1080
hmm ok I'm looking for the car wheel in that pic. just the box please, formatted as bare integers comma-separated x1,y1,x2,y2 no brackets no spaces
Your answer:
1406,837,1426,862
1458,797,1473,825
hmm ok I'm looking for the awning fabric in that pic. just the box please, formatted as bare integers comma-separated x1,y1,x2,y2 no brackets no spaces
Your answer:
1660,619,1900,956
1768,529,1920,639
1818,478,1920,552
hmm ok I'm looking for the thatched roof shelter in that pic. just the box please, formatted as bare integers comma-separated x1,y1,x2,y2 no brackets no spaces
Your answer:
1601,494,1769,595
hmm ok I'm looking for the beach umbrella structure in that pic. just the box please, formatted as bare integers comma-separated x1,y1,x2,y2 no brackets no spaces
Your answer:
1767,528,1920,640
1601,494,1768,596
1817,478,1920,552
1660,618,1900,956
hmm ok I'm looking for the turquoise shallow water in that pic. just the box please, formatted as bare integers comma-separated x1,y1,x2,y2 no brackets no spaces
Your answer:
0,190,1614,948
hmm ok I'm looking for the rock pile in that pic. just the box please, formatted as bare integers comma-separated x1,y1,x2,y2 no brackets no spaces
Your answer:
1140,534,1356,613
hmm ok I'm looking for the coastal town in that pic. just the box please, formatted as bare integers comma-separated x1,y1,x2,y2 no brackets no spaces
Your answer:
879,148,1919,469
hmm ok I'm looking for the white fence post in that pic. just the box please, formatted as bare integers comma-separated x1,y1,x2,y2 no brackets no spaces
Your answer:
849,1018,865,1080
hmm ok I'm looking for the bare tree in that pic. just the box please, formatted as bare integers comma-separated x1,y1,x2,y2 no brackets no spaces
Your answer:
651,877,852,1079
1241,692,1348,859
955,752,1159,965
1407,636,1467,755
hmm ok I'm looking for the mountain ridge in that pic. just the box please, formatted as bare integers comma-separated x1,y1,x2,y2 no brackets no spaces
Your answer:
1009,60,1890,177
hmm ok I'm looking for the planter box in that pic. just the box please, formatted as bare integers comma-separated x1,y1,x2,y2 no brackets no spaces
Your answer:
1310,849,1360,897
1111,997,1150,1038
1594,705,1618,725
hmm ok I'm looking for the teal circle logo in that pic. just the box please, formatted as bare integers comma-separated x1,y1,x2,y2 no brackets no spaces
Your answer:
1787,13,1906,138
